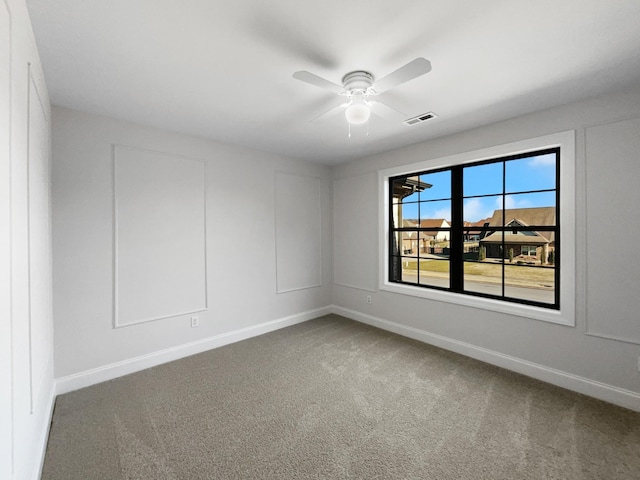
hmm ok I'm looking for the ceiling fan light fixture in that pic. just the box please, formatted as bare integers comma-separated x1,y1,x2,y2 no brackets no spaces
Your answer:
345,104,370,124
345,95,370,125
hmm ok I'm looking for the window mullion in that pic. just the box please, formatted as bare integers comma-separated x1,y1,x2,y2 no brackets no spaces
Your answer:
501,160,506,298
450,167,464,291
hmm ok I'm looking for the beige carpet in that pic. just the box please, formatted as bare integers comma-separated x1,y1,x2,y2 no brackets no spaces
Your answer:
42,314,640,479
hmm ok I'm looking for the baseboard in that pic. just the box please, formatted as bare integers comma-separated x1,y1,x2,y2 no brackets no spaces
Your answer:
56,306,332,395
332,305,640,412
33,382,56,480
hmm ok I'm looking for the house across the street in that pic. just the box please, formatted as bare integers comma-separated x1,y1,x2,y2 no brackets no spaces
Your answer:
479,207,556,262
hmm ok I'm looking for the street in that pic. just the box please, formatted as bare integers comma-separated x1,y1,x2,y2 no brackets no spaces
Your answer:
400,272,555,304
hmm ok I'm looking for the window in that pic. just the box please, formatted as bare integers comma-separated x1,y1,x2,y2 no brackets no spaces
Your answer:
380,132,575,325
390,147,559,308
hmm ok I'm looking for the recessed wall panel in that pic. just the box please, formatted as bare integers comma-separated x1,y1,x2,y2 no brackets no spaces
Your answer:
585,117,640,344
27,71,52,412
114,146,207,327
275,172,321,293
0,2,11,475
334,173,377,292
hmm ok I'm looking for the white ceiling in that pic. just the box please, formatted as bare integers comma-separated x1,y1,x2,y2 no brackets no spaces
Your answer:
26,0,640,165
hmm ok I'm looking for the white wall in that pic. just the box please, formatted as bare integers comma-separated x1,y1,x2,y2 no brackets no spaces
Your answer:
51,107,333,384
1,0,55,479
333,86,640,410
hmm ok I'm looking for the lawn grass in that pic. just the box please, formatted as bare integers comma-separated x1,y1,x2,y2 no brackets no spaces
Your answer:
402,259,554,284
403,260,450,273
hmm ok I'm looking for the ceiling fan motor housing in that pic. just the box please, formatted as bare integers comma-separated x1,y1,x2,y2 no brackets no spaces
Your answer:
342,71,374,94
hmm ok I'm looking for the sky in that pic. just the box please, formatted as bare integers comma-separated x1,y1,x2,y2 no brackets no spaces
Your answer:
398,152,556,223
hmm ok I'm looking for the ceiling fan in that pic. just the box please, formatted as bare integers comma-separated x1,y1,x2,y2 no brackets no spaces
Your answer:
292,57,432,126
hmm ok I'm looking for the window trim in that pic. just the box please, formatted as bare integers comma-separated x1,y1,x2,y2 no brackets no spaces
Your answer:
379,131,575,326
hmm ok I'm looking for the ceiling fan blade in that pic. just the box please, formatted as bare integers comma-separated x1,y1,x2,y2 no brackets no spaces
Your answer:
293,71,345,94
372,58,432,94
309,102,349,123
369,100,406,120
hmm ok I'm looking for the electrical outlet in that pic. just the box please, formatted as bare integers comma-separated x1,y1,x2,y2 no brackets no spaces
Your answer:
190,316,199,328
366,295,372,304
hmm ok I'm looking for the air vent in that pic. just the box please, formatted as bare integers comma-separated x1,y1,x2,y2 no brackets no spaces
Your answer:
404,112,438,126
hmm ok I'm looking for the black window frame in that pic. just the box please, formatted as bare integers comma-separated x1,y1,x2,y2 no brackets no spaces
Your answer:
388,147,560,310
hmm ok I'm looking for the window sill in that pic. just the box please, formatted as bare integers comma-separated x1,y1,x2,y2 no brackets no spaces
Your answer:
380,281,574,326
